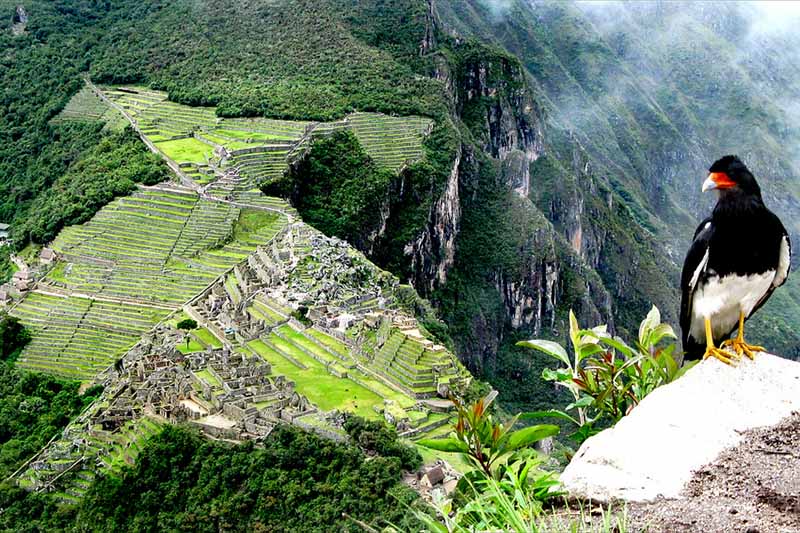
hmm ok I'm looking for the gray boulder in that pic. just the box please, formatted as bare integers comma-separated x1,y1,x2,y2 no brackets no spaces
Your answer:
560,353,800,502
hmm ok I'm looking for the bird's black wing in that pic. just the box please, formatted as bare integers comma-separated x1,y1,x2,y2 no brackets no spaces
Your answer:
680,217,713,357
748,214,791,319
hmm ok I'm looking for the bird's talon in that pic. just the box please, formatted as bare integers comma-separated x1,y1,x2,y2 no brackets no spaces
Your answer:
721,338,763,360
703,346,737,366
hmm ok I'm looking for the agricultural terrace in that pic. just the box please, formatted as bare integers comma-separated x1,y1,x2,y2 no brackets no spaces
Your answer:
17,416,162,505
11,186,289,380
100,85,433,193
247,323,449,435
51,86,126,130
340,112,433,171
184,220,461,435
247,320,416,420
244,322,450,435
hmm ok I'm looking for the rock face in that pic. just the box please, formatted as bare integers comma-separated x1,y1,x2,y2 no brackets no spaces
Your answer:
560,354,800,502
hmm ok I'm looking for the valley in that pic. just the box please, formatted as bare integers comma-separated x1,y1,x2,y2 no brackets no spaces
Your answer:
2,1,800,530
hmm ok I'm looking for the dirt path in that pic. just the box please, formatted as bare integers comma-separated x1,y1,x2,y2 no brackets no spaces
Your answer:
626,412,800,533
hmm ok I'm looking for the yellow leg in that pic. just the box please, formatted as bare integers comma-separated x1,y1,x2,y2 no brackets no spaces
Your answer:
703,317,737,365
721,311,764,360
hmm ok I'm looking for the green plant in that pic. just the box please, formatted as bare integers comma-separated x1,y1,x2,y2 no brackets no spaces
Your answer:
0,313,31,362
343,415,421,470
406,473,629,533
176,318,198,349
518,306,694,444
291,306,312,327
418,392,558,479
0,362,101,479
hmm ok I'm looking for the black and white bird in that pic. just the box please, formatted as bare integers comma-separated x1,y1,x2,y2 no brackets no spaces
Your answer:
680,155,791,363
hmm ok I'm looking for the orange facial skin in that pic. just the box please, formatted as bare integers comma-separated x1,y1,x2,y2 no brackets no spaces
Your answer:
708,172,736,189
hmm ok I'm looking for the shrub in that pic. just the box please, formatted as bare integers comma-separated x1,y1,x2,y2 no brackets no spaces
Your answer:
343,415,421,470
419,392,558,478
273,130,394,249
0,313,31,362
518,306,694,444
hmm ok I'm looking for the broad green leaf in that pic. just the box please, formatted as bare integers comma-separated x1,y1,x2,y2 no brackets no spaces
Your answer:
577,342,604,361
569,423,599,445
576,327,604,347
416,438,468,453
599,336,635,358
590,324,608,336
569,310,580,348
422,520,449,533
542,367,572,382
555,368,572,381
541,367,560,381
638,305,661,346
505,424,559,452
493,413,521,452
647,322,677,346
517,339,569,366
675,359,699,379
566,396,594,410
660,351,678,377
519,409,580,426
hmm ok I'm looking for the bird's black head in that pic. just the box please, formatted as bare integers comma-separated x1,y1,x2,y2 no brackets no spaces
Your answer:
703,155,761,196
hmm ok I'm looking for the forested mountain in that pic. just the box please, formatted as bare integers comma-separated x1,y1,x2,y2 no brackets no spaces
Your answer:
2,1,800,530
2,0,799,409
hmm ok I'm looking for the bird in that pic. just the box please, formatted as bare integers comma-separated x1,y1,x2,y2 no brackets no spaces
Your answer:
680,155,791,364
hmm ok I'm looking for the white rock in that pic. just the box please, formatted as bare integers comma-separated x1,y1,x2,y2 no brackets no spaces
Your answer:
560,353,800,502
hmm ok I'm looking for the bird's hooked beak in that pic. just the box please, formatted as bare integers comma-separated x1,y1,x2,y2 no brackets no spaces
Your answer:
702,172,736,192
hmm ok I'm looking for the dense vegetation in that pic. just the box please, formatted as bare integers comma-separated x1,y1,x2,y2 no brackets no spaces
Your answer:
89,0,444,121
0,314,30,362
15,126,169,245
0,1,109,230
0,424,423,532
0,0,452,247
343,414,421,471
0,362,101,479
0,246,12,284
275,131,395,248
0,314,100,479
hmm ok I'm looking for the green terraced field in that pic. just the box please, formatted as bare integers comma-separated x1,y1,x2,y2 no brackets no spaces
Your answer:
306,328,350,359
248,338,385,420
47,188,286,304
12,186,290,380
11,292,169,379
214,129,297,141
102,85,432,192
18,417,163,503
196,368,222,388
194,327,223,348
346,112,433,171
155,137,213,164
51,86,121,126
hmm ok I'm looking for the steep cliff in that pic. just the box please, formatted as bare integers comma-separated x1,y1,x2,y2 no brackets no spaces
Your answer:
433,0,800,361
402,24,677,398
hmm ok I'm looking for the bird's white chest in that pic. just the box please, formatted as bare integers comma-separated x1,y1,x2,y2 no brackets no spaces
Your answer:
690,271,775,341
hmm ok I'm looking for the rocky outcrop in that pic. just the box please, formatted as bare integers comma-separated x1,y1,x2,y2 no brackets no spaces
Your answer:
12,5,28,35
457,51,545,197
407,146,462,293
560,354,800,502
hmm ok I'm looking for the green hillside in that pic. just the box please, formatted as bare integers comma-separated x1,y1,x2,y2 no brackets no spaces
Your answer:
2,1,800,529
